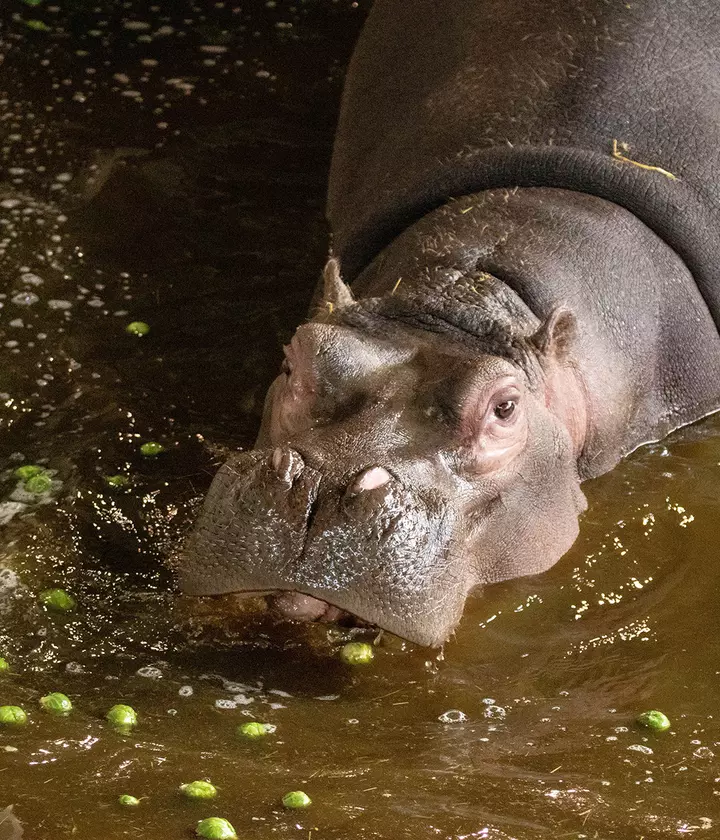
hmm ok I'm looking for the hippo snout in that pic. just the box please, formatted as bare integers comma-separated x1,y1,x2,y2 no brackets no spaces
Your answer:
177,446,468,646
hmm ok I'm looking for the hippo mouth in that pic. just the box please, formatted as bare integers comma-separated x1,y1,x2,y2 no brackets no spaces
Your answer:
182,585,376,635
203,587,357,625
268,591,349,623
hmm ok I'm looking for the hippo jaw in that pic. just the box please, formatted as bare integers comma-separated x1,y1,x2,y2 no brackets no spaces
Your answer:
177,447,469,647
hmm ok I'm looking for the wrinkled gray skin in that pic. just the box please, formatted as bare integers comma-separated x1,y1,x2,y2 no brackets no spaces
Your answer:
179,0,720,646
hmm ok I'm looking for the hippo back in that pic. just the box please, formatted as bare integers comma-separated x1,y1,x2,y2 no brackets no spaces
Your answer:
328,0,720,326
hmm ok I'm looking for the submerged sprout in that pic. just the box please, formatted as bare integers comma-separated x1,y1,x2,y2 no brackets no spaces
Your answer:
39,589,76,612
0,706,27,726
236,721,276,739
340,641,374,665
14,464,53,494
105,474,130,488
195,817,237,839
25,473,52,494
118,794,140,807
636,710,671,732
0,658,9,673
14,465,43,480
40,692,73,715
282,790,312,809
140,441,165,456
106,704,138,729
180,780,218,800
125,321,150,336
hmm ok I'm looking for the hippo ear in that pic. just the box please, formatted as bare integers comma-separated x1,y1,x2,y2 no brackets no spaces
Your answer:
530,307,576,360
322,256,355,312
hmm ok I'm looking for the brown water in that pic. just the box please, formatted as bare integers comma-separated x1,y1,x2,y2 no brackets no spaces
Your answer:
0,2,719,838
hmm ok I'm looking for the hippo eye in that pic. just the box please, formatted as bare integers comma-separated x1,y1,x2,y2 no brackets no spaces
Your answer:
494,399,516,420
281,357,292,375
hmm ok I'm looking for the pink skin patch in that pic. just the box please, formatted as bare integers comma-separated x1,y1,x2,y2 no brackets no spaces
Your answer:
351,466,392,492
272,592,344,622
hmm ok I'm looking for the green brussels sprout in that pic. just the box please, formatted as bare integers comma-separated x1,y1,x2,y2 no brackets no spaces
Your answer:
24,473,52,494
40,692,72,715
636,709,671,732
282,790,312,809
340,641,374,665
25,19,50,30
236,721,276,739
195,817,237,839
0,706,27,726
180,780,218,800
14,465,43,480
125,321,150,336
0,657,10,673
140,441,165,456
118,794,140,806
39,589,76,612
105,474,130,488
106,704,138,729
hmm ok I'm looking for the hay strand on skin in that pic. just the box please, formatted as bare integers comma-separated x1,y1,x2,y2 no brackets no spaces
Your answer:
611,139,677,180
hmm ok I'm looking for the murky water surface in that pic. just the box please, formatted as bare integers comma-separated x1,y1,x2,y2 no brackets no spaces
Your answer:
0,2,719,838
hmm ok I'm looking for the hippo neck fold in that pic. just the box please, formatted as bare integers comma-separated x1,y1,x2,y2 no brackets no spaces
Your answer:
335,269,543,370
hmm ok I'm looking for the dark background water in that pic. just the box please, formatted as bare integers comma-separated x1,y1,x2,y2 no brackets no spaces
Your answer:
0,1,719,838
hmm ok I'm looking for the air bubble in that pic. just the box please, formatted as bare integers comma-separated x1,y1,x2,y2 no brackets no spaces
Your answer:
438,709,467,724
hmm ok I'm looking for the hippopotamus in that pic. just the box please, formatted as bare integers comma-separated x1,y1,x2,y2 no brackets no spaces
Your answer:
178,0,720,646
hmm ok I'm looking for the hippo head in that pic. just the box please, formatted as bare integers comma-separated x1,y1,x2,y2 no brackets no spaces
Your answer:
178,260,587,646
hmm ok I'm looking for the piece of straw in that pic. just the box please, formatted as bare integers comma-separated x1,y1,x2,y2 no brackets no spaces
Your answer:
611,139,677,180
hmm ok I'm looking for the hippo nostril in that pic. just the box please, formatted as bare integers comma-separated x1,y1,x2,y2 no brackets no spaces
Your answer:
349,466,393,494
343,467,395,519
271,446,305,487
